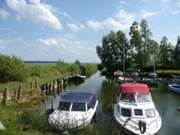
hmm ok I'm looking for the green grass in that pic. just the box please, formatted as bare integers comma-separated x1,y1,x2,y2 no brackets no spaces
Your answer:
156,70,180,74
0,63,97,135
0,63,97,91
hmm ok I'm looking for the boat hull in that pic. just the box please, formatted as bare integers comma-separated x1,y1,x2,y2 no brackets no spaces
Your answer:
49,101,98,129
168,84,180,94
113,104,162,135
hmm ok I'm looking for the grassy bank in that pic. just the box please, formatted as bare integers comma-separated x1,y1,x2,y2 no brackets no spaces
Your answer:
157,70,180,75
0,63,97,90
0,63,97,135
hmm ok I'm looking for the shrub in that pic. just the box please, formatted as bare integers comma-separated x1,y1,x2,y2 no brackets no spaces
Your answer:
0,55,27,82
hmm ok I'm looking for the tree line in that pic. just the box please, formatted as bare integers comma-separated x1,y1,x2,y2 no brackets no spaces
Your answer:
97,19,180,75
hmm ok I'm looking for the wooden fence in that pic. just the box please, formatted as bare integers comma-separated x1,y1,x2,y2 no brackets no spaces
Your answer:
0,74,85,105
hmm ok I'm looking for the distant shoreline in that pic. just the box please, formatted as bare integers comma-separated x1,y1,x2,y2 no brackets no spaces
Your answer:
24,61,98,64
24,61,57,64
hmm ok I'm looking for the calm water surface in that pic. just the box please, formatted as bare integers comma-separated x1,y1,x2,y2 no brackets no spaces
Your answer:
43,72,180,135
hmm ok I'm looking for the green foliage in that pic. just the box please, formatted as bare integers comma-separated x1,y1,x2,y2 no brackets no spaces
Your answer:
174,36,180,66
96,30,128,74
159,36,174,67
0,55,27,82
83,64,97,77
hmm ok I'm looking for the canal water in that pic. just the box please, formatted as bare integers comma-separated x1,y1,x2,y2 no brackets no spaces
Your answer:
43,72,180,135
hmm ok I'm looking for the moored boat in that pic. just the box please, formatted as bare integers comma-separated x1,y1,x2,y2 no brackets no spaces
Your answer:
114,83,162,135
48,92,98,129
168,84,180,94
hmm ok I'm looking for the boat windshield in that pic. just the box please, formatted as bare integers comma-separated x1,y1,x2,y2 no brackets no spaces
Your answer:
136,94,151,103
120,93,135,103
71,102,86,111
58,102,71,111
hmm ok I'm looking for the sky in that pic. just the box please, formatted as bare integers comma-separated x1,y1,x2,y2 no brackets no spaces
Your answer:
0,0,180,62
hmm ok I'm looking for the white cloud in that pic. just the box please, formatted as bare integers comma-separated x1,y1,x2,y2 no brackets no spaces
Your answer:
67,23,85,32
6,0,62,30
161,0,169,3
141,10,159,18
0,9,10,19
38,37,97,62
171,10,180,15
86,21,102,31
119,0,126,5
59,11,72,19
86,9,135,32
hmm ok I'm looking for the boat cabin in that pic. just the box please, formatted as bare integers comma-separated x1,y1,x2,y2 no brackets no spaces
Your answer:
116,83,155,118
58,92,97,112
118,83,152,103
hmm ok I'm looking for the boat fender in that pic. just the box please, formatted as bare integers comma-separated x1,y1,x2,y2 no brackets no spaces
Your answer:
138,120,146,134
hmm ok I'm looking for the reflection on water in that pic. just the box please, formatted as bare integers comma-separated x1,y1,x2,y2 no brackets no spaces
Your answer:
41,72,180,135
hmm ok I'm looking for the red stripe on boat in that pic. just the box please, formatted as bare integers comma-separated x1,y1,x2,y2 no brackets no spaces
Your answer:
120,83,149,94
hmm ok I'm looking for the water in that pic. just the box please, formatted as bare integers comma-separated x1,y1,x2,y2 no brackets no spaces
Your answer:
42,72,180,135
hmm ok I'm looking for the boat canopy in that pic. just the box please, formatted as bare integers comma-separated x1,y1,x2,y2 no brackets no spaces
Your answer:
120,83,149,94
59,92,96,108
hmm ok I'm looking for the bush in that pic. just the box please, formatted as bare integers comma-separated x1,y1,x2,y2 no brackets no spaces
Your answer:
0,55,27,82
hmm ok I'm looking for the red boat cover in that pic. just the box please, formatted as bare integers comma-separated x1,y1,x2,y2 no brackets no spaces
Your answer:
120,83,149,94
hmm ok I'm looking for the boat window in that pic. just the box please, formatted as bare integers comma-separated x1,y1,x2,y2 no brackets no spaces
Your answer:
134,109,143,116
71,102,86,111
121,108,131,117
121,93,135,103
88,96,96,109
145,108,155,118
58,102,71,111
136,94,151,103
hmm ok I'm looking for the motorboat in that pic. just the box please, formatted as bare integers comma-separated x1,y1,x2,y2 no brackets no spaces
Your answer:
48,92,98,129
168,84,180,94
117,76,134,83
114,83,162,135
138,73,158,86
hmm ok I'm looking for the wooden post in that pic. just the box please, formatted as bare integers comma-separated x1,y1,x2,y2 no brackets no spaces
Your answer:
17,84,22,100
30,81,33,95
45,83,48,95
57,79,60,94
2,88,8,105
48,83,52,94
35,80,39,94
52,80,55,94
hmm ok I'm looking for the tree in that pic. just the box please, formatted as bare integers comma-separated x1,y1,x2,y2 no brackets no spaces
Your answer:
129,21,144,70
147,39,159,71
96,31,128,74
0,55,26,82
174,36,180,67
159,36,174,69
140,19,152,68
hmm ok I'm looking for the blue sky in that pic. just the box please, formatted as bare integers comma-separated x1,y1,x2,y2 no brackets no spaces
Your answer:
0,0,180,62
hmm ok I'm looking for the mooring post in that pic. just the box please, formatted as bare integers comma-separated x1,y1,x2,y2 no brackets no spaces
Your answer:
45,83,48,95
35,79,40,94
30,81,33,95
2,88,8,105
17,84,22,100
52,80,55,94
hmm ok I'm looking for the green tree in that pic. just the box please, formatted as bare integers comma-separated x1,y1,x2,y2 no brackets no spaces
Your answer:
159,36,174,69
96,31,128,74
147,39,159,71
140,19,152,68
174,36,180,67
0,55,26,82
129,21,144,70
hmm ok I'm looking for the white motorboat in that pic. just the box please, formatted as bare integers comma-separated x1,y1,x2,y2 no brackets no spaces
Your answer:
114,83,162,135
48,92,98,129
